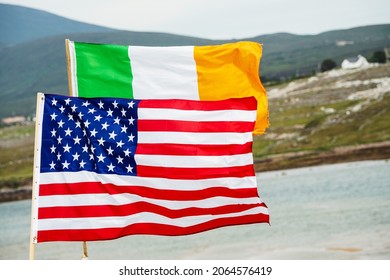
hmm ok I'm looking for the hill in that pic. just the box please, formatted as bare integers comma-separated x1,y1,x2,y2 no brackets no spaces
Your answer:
0,4,114,46
0,4,389,120
255,24,390,79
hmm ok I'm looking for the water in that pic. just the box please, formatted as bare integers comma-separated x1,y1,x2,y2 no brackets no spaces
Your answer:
1,160,389,260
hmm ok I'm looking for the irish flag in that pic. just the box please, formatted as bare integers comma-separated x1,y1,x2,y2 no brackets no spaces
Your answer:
66,40,269,135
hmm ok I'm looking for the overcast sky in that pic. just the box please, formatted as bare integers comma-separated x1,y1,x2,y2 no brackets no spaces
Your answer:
2,0,389,39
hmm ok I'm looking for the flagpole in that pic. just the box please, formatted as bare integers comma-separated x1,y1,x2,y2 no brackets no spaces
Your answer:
65,39,74,97
29,92,45,260
82,241,89,259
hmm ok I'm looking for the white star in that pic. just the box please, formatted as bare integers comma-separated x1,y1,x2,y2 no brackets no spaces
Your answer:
67,113,73,121
51,98,58,106
75,120,81,128
71,104,77,112
82,144,89,153
89,153,94,160
116,140,124,148
126,164,133,173
88,108,96,114
72,152,80,161
116,155,124,164
91,146,96,154
101,122,110,130
109,130,117,140
64,127,72,136
114,116,120,125
59,106,65,113
62,160,70,169
82,100,90,107
107,163,115,172
79,160,86,168
78,112,84,119
107,108,114,117
49,161,56,170
106,146,114,155
121,125,128,133
98,100,104,109
51,128,56,137
97,153,106,162
112,100,118,108
84,120,91,128
94,115,102,122
57,120,65,128
121,108,127,116
57,136,63,144
50,112,57,120
97,137,106,146
64,98,71,105
50,145,56,153
63,144,71,153
128,133,135,142
56,152,61,161
90,128,98,137
73,136,81,145
123,148,131,157
128,101,135,108
128,116,135,125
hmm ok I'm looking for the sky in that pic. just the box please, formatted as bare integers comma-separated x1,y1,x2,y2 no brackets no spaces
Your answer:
2,0,390,39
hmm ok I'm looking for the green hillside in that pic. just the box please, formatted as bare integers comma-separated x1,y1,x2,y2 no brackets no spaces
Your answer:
1,24,389,119
0,4,114,45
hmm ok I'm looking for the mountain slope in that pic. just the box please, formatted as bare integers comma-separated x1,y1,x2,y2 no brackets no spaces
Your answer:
254,24,390,79
0,4,114,46
0,4,389,119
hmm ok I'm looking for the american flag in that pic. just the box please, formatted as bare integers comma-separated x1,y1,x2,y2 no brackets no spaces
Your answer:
32,93,269,242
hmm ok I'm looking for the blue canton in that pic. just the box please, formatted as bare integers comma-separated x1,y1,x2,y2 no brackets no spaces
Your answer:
40,94,139,176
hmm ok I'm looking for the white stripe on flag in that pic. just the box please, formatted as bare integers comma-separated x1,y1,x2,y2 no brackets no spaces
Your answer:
129,46,199,100
37,206,268,230
138,108,257,122
135,153,254,168
38,193,263,209
138,131,253,145
39,171,258,191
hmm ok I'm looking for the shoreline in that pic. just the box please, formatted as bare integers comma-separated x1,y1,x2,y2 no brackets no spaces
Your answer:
1,141,390,203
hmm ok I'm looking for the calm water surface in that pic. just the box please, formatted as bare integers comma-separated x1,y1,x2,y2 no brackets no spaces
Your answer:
1,160,389,260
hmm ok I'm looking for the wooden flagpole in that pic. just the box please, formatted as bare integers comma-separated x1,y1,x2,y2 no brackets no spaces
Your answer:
65,39,74,97
29,92,45,260
65,38,89,259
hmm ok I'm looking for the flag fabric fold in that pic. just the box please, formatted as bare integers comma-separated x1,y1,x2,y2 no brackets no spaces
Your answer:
31,93,269,243
66,40,269,135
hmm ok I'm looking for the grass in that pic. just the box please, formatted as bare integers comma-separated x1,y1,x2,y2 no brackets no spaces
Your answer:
0,123,35,188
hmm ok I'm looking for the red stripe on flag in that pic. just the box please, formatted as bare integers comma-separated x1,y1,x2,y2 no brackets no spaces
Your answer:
138,119,254,133
136,142,252,156
37,213,270,242
39,182,259,200
38,202,266,219
139,97,257,111
137,164,255,179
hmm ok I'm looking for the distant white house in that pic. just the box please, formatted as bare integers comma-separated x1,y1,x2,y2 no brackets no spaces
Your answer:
341,55,369,69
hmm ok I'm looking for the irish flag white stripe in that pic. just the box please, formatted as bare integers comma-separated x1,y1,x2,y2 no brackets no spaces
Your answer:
129,46,199,100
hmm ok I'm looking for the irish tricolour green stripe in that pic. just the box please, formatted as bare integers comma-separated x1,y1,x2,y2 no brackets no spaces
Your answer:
71,42,134,98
